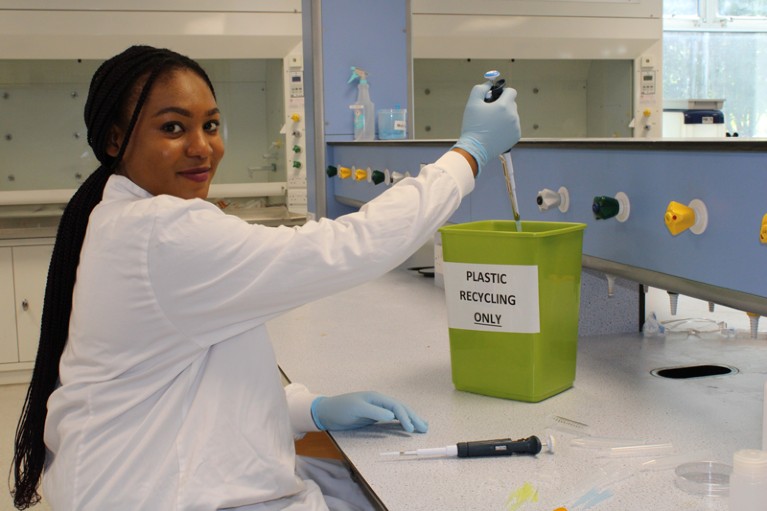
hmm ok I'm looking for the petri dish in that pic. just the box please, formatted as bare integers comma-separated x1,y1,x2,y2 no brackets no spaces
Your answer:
674,461,732,497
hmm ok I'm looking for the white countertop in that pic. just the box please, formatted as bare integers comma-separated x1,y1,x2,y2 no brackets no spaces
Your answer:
268,270,766,511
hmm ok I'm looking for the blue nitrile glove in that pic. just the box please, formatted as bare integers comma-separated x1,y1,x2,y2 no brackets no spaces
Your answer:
453,82,521,175
311,391,429,433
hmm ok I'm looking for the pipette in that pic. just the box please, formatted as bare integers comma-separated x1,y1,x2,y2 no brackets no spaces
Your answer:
483,70,521,231
381,434,554,459
500,152,521,231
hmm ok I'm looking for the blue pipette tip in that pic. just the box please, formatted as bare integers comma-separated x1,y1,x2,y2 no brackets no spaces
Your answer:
484,70,501,81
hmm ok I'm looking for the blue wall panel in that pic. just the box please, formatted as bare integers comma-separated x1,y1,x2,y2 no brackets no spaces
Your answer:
320,0,408,140
327,141,767,300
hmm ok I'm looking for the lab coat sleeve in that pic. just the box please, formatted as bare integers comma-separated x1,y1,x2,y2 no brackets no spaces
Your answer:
148,150,474,346
284,383,323,438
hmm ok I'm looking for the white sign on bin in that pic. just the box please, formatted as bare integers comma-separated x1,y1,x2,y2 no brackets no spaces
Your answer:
443,262,540,334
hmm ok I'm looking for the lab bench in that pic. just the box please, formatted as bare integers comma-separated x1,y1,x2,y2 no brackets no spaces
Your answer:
269,269,766,511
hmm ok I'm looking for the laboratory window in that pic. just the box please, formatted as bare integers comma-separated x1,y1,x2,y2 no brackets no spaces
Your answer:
663,0,767,137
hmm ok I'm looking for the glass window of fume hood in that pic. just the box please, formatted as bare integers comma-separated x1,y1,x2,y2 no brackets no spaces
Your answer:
718,0,767,17
0,58,286,192
663,0,699,17
413,58,634,139
663,1,767,138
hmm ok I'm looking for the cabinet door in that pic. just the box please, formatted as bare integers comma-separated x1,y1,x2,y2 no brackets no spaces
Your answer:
0,248,18,364
14,245,53,363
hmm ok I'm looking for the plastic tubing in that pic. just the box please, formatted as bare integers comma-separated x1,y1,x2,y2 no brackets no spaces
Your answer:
601,442,674,458
571,436,649,449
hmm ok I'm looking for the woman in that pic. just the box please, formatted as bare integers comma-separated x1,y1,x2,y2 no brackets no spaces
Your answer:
12,46,520,510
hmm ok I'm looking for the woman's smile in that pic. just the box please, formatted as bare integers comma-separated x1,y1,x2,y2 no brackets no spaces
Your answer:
178,166,212,183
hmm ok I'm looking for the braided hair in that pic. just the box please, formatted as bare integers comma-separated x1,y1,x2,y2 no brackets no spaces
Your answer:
11,45,215,509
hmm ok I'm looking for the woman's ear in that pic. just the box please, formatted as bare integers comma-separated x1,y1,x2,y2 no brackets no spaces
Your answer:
105,125,124,158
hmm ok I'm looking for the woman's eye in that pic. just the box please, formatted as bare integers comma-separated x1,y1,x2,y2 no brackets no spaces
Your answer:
205,120,220,133
162,122,183,134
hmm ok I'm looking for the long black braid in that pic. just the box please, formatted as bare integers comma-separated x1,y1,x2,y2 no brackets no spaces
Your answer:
11,45,215,509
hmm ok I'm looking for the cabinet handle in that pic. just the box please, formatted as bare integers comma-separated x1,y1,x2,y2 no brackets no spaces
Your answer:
21,299,29,311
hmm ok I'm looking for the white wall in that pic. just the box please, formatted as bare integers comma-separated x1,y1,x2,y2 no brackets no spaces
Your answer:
0,1,302,59
411,0,662,60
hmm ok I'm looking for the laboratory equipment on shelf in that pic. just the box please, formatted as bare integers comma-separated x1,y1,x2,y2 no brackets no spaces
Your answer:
381,434,554,458
592,192,630,222
348,66,375,141
663,99,726,138
377,107,407,140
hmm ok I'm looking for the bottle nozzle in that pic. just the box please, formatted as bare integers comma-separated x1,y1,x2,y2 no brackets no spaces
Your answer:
348,66,368,84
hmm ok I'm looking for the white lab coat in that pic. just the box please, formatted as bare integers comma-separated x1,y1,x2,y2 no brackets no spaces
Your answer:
43,151,474,510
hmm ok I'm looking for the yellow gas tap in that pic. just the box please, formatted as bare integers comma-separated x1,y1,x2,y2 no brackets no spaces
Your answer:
338,166,352,179
354,168,368,181
664,199,708,236
760,213,767,244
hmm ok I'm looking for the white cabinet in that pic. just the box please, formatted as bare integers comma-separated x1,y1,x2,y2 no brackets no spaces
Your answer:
0,241,53,383
0,248,17,364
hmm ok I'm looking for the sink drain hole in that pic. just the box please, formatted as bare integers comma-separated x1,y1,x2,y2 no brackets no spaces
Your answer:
652,364,737,379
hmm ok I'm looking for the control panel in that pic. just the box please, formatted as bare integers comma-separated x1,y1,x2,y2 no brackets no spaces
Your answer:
283,46,307,214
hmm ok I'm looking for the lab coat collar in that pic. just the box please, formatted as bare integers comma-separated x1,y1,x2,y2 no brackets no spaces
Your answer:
102,174,154,202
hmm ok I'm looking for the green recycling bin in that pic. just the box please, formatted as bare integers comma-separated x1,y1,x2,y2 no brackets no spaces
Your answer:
438,220,587,402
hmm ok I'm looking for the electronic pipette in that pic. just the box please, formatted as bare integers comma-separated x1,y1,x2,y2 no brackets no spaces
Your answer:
381,434,554,459
483,70,521,231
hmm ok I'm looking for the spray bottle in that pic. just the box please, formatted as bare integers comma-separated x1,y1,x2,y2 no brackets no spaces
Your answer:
348,66,375,141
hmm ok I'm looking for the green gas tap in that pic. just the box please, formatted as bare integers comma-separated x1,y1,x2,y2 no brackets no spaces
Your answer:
592,196,619,220
592,192,630,222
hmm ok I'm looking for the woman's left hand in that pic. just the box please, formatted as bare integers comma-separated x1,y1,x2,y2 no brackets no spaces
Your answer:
311,391,429,433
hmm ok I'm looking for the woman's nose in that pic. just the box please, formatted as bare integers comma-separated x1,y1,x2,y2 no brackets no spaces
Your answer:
187,129,213,158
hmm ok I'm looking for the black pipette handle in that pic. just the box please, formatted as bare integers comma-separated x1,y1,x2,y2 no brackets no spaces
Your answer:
456,435,542,458
484,78,506,103
483,77,514,154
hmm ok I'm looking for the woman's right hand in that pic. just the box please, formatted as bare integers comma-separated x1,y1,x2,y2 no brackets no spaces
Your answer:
453,82,521,174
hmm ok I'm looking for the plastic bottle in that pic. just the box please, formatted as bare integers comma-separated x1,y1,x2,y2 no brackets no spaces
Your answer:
763,380,767,451
348,66,375,141
729,449,767,510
